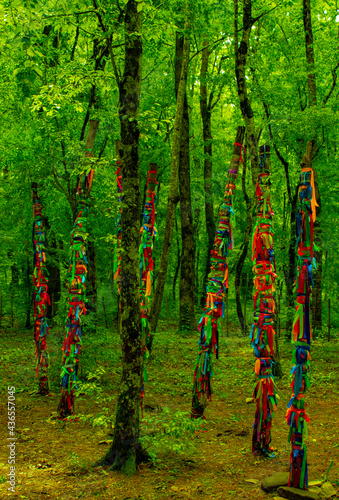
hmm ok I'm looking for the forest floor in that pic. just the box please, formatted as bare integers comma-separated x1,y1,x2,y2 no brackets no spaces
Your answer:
0,321,339,500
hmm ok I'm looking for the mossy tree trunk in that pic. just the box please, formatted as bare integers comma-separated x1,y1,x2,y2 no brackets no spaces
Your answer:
97,0,145,475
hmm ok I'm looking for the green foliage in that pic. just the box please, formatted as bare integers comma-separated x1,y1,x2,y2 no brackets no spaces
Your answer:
140,407,205,456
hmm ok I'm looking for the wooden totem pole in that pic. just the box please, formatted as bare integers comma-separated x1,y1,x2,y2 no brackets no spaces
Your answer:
249,145,278,456
286,142,317,488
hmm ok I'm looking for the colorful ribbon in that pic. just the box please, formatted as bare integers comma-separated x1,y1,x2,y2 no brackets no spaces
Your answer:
286,149,316,489
32,185,50,395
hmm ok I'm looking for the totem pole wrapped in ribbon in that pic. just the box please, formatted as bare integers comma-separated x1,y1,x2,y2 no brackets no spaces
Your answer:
58,119,99,418
286,142,317,489
139,165,158,416
32,182,50,395
191,126,245,419
249,145,278,457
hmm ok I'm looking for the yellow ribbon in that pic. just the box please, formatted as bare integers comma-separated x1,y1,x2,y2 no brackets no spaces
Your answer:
302,167,319,221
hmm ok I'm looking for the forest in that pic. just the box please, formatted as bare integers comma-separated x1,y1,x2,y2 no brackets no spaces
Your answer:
0,0,339,499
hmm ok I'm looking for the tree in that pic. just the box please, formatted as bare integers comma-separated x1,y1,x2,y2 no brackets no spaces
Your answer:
96,0,146,474
175,32,196,332
149,20,191,334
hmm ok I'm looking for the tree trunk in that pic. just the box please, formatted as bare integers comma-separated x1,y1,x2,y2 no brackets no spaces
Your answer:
234,144,252,332
149,29,190,333
193,205,201,306
175,33,196,332
200,39,216,309
97,0,146,475
234,0,260,332
172,212,181,303
234,0,259,188
303,0,322,331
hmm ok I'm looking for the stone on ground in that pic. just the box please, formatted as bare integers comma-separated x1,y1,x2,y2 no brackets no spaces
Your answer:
261,472,290,492
319,482,337,499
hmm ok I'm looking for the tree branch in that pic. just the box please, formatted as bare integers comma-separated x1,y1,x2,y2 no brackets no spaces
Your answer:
323,61,339,107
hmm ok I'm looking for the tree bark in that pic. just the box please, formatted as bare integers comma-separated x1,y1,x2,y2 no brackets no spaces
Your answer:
175,33,196,332
233,0,260,331
149,28,190,333
97,0,146,475
200,39,216,309
303,0,322,331
234,0,259,188
234,146,252,332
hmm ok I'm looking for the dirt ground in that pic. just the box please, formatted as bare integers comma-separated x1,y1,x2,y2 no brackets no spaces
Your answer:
1,324,338,500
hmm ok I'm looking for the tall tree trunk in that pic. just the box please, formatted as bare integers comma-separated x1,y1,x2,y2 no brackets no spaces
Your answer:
262,101,298,334
193,204,201,306
234,146,252,332
175,33,196,332
303,0,322,331
233,0,260,330
97,0,146,475
149,29,190,333
200,39,216,309
172,212,181,303
234,0,259,187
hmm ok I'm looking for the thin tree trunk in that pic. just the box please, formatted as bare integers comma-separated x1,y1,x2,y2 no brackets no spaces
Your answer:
175,33,196,332
149,29,190,333
303,0,322,331
235,144,252,332
193,205,201,306
234,0,260,331
200,39,216,309
234,0,259,188
172,212,181,303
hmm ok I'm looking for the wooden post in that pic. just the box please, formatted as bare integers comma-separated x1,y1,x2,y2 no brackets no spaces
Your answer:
328,298,330,342
103,296,108,329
